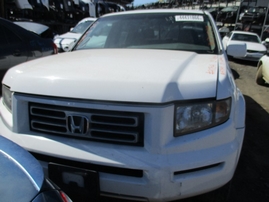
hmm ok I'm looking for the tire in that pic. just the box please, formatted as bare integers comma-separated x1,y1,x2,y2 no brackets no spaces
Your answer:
256,65,265,85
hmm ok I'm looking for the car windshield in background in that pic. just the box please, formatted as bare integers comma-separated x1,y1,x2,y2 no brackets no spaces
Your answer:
71,20,95,34
74,13,218,54
231,33,260,43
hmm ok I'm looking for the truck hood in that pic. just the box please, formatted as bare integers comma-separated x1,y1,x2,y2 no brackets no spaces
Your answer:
4,49,225,103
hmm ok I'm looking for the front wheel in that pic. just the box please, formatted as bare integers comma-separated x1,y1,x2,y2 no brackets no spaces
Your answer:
256,65,265,85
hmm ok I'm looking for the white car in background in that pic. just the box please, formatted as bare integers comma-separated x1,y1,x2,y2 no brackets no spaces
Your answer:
54,17,97,52
222,30,266,61
256,53,269,85
0,10,246,201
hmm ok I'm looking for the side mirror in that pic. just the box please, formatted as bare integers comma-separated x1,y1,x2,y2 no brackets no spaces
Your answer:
226,43,247,57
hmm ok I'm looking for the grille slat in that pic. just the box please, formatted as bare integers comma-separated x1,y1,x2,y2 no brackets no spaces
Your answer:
30,106,66,119
31,122,68,134
29,103,144,146
91,129,138,142
31,120,67,128
91,114,138,126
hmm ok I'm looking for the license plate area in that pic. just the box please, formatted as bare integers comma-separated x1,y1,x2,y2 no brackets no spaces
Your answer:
49,163,100,202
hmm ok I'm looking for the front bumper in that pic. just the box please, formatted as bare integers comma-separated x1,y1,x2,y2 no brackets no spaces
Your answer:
0,95,245,202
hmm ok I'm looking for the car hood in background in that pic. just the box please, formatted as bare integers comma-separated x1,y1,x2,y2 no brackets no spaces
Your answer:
3,49,228,103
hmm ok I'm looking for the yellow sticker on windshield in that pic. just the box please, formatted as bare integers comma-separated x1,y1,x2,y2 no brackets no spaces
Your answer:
175,15,204,22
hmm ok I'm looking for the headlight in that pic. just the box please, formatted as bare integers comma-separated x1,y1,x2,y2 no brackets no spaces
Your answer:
2,85,12,112
174,98,231,136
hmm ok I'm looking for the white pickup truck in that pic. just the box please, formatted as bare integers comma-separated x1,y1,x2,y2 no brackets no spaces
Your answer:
0,9,246,202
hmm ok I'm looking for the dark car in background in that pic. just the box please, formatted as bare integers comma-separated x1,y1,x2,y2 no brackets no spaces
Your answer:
0,18,57,79
0,135,72,202
241,7,268,25
206,6,225,21
216,6,239,24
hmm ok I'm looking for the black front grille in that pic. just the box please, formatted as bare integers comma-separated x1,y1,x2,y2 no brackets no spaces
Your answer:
29,102,144,146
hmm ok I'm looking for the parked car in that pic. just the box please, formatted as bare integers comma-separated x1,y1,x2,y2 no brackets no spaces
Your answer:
222,30,266,61
241,6,267,25
206,6,225,21
216,6,239,24
256,52,269,85
0,17,57,80
0,10,246,201
14,21,58,39
53,17,97,52
0,135,72,202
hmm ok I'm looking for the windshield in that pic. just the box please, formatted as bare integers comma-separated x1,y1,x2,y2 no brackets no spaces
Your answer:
231,33,260,43
71,20,95,34
74,13,218,54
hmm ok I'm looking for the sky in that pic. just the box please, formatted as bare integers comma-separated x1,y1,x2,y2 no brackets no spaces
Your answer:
134,0,158,6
